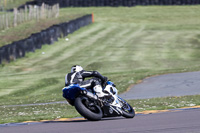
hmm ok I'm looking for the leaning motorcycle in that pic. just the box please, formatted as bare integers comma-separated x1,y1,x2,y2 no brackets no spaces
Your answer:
62,80,135,121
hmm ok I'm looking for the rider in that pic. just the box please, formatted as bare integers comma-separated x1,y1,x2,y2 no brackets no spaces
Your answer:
65,65,109,99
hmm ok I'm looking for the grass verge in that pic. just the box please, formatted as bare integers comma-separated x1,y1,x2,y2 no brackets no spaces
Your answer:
1,95,200,124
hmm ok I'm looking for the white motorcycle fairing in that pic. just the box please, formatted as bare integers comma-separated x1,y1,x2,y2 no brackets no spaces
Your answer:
102,83,129,116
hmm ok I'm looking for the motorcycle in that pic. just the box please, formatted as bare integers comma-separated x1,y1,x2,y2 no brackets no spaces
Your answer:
62,80,135,121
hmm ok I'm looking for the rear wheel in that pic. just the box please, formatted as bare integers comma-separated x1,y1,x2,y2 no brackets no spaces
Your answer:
74,96,103,121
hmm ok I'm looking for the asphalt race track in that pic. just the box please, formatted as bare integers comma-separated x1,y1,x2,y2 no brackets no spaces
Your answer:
120,71,200,100
1,108,200,133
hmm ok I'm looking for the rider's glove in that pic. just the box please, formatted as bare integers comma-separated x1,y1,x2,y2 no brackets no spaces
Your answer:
103,76,108,82
102,76,108,87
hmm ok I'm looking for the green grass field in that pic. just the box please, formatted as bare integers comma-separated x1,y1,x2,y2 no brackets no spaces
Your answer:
0,0,32,10
0,6,200,123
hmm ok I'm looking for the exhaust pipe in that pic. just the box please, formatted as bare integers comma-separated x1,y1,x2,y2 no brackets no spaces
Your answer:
81,90,98,100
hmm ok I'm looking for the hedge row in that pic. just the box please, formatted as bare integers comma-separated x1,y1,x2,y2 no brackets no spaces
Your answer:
0,14,92,64
34,0,200,7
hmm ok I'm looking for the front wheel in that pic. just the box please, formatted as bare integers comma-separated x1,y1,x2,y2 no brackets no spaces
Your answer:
121,102,135,118
118,97,135,118
74,96,103,121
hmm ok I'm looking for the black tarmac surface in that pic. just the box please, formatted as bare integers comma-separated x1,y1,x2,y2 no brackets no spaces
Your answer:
1,108,200,133
120,71,200,99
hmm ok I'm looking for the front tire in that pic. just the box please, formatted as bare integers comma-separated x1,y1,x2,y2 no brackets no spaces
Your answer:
118,97,135,118
74,96,103,121
121,102,135,118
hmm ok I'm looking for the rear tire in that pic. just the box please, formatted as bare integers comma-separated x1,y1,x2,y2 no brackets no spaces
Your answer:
74,96,103,121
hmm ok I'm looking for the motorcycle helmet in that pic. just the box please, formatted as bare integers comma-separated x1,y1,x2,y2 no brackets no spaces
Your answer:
71,65,83,73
